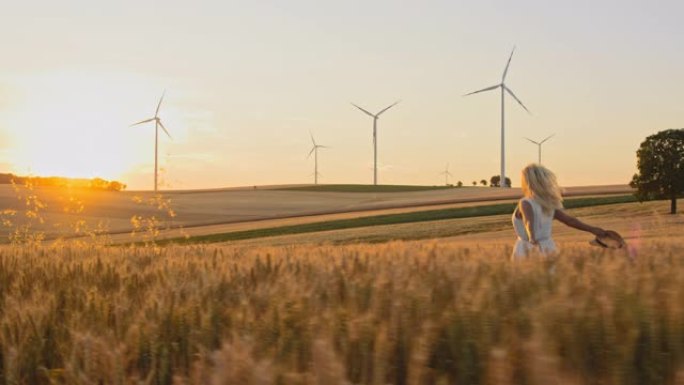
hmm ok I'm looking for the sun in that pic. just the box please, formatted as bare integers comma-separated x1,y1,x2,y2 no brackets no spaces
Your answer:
2,71,176,182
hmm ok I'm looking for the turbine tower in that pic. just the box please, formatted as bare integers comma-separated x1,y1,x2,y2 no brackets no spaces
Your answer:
525,134,555,164
351,100,400,185
440,163,453,186
131,91,172,192
307,132,328,185
464,47,530,188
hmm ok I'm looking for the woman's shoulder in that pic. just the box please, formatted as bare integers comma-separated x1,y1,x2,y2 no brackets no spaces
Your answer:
519,197,535,205
520,197,546,212
518,197,535,214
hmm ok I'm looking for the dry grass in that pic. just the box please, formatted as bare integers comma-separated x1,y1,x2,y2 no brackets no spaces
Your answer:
0,239,682,384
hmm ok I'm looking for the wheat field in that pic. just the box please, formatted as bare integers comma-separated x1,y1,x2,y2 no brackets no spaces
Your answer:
0,239,682,385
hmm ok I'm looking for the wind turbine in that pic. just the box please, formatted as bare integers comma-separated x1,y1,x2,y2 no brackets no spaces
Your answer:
131,91,172,192
351,100,400,185
307,132,328,185
440,163,453,186
525,134,555,164
464,47,531,188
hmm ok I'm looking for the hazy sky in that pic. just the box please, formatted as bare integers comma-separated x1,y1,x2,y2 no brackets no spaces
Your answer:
1,0,682,189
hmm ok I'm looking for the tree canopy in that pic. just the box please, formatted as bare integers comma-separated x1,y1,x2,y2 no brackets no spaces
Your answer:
629,129,684,214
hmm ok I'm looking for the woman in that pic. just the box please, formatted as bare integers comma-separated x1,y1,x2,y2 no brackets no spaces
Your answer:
512,164,608,258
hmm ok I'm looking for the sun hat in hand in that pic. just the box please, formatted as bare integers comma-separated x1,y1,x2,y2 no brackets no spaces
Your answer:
589,230,626,249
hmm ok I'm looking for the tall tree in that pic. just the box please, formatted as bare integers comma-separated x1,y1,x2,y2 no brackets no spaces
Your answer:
629,129,684,214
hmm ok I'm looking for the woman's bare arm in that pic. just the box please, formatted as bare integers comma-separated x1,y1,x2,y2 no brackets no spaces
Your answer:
553,209,607,236
520,200,537,244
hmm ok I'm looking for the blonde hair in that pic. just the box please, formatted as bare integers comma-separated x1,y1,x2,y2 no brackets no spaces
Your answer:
520,164,563,214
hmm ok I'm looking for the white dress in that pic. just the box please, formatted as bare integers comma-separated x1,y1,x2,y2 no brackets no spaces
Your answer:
511,197,557,258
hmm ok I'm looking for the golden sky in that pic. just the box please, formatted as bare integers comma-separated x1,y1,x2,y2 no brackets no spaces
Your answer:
0,0,682,189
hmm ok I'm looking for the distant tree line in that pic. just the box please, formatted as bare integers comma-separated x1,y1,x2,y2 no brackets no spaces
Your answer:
489,175,512,187
467,176,513,187
455,176,513,188
0,173,127,191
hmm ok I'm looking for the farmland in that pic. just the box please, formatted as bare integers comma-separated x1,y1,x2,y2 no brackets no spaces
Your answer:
227,198,683,248
0,185,682,384
0,183,632,243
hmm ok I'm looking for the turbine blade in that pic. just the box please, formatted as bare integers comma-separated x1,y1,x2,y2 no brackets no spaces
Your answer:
463,84,500,96
504,86,531,114
130,118,155,126
376,100,401,117
351,103,375,118
309,131,316,146
318,145,330,149
155,90,166,117
158,120,172,139
308,146,318,158
525,137,540,145
502,46,516,82
541,133,555,144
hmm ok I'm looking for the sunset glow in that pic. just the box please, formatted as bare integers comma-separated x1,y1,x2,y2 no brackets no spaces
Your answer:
1,1,683,190
3,71,186,182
